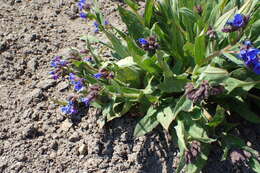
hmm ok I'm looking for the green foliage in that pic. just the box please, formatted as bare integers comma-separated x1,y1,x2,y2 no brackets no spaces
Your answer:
56,0,260,172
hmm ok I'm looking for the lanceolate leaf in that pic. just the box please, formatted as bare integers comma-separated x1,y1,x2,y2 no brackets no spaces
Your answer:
118,6,149,40
194,35,206,66
144,0,154,28
249,157,260,173
134,106,159,137
228,98,260,124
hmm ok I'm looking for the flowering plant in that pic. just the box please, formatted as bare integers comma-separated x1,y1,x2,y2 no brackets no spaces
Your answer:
51,0,260,172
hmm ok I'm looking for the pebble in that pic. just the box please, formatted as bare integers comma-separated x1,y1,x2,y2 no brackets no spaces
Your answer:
27,58,38,71
60,119,73,131
78,144,88,155
56,81,69,91
69,132,80,142
36,79,56,90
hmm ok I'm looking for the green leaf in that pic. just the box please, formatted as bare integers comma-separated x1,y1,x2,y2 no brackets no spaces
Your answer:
197,65,229,84
118,7,149,40
223,77,255,93
250,19,260,41
159,96,193,130
222,134,245,148
144,0,154,27
173,95,193,119
124,0,139,11
228,98,260,124
134,106,159,137
187,121,216,143
194,35,206,66
157,106,174,130
214,7,237,31
222,53,244,65
249,157,260,173
208,106,225,127
158,77,188,93
175,120,188,151
104,31,129,59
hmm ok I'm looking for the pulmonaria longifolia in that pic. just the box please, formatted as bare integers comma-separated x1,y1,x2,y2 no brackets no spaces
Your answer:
49,56,69,80
185,81,225,103
138,36,159,53
222,14,249,33
93,68,114,79
239,41,260,74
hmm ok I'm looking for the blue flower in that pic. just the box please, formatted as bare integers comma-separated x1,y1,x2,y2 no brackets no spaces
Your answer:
50,56,68,68
243,41,252,47
104,20,109,25
227,14,245,28
253,63,260,75
61,101,78,115
69,73,76,81
69,73,85,92
83,56,92,62
81,97,91,106
73,80,85,92
138,38,148,45
238,44,260,74
78,0,86,10
93,21,99,33
93,73,103,79
80,12,88,19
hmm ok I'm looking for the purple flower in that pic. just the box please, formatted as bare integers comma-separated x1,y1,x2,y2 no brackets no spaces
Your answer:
81,97,91,106
138,38,148,45
73,80,85,92
243,41,252,47
83,56,92,62
253,63,260,75
104,20,109,25
238,43,260,74
50,56,68,68
69,73,76,81
69,73,85,92
78,0,86,10
93,73,103,79
223,14,248,33
93,21,99,33
232,14,245,28
61,101,78,115
80,12,88,19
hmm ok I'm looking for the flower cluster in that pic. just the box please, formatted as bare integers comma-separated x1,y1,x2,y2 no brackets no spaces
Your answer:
93,20,109,33
185,81,225,103
61,85,101,115
222,14,249,33
239,41,260,74
49,56,69,80
81,85,101,106
93,69,114,79
69,73,85,92
61,98,78,115
77,0,91,19
138,36,159,52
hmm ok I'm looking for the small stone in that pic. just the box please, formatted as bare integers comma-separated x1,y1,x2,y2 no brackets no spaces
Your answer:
37,79,56,90
27,58,38,71
24,88,43,104
60,119,73,131
57,81,69,92
69,132,80,142
78,144,88,155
